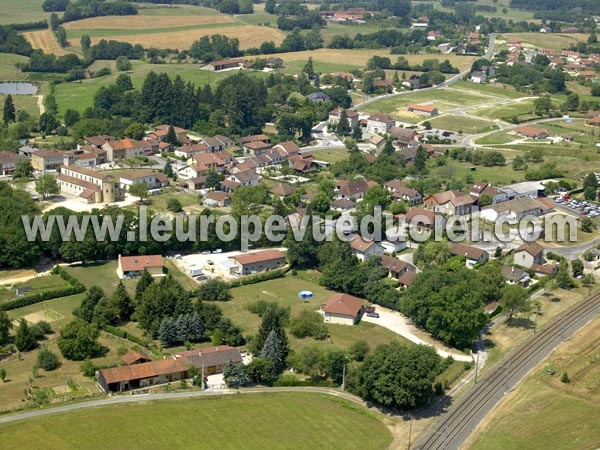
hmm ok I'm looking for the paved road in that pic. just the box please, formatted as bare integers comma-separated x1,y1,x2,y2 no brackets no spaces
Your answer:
362,307,472,362
414,293,600,450
0,386,365,425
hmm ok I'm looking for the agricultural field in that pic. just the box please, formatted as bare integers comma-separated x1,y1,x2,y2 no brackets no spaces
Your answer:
413,0,536,21
0,93,41,118
498,33,589,51
0,393,393,450
61,6,285,51
0,0,49,25
428,114,496,134
0,53,30,81
22,29,70,56
467,312,600,450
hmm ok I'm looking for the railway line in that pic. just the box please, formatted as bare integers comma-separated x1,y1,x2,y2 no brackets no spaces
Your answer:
414,293,600,450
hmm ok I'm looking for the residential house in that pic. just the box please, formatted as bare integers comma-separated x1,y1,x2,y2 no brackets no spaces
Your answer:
321,293,365,326
330,198,356,211
366,112,396,135
191,152,228,173
229,250,287,276
58,166,121,204
400,208,446,232
307,92,330,103
174,143,210,159
266,57,284,69
270,183,297,199
272,140,300,158
182,176,207,192
239,134,271,146
531,263,559,277
96,345,242,392
117,254,164,279
397,270,417,288
515,126,550,140
121,350,152,366
349,236,385,262
203,191,232,208
84,134,115,148
147,125,188,143
513,242,545,268
201,135,234,153
470,71,487,83
226,169,260,187
407,103,438,116
118,170,169,192
102,138,153,161
334,178,378,200
469,181,507,204
501,265,530,287
450,242,489,268
384,180,422,205
480,197,550,222
380,238,407,254
381,255,416,279
31,149,66,171
206,58,247,71
423,190,477,216
0,151,25,175
388,127,420,149
243,140,272,156
328,108,359,129
369,134,387,152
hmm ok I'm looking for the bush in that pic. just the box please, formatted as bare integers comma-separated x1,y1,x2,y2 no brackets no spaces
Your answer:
37,347,60,371
30,320,52,340
227,267,289,288
166,198,182,213
561,372,571,383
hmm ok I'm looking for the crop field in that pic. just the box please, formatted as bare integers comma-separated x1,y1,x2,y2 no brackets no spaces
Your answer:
498,33,589,50
22,29,70,56
0,393,393,450
62,14,232,31
467,313,600,450
428,114,496,134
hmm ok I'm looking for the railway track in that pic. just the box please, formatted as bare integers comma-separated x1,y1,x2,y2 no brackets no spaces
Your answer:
415,293,600,450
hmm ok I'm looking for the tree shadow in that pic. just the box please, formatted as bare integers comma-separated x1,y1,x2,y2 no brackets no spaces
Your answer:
506,317,533,329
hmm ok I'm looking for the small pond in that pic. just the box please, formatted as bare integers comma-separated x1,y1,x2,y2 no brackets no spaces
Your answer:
0,82,38,95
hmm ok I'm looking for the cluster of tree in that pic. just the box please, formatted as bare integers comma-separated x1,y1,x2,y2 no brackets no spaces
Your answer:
367,55,459,74
61,1,138,23
20,50,83,73
204,0,253,14
0,25,33,56
42,0,70,11
86,39,144,61
57,318,102,360
351,342,442,410
189,35,242,62
289,310,327,340
524,162,564,181
75,283,133,328
510,0,600,15
583,172,598,201
277,13,324,31
494,62,566,94
248,302,290,376
158,311,204,346
400,264,503,349
0,314,53,352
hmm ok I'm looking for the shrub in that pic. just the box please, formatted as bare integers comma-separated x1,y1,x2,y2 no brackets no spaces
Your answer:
37,347,60,371
561,372,571,383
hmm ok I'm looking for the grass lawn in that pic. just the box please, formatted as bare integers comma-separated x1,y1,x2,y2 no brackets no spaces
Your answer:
0,274,71,304
0,93,41,119
467,314,600,450
433,160,524,186
449,81,524,100
147,191,200,213
474,130,517,145
428,114,496,134
0,53,30,80
308,147,350,164
467,99,538,120
0,393,393,449
220,271,412,352
64,261,136,296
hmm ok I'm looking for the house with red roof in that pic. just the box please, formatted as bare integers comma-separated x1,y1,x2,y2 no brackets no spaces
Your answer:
117,254,164,279
321,293,365,326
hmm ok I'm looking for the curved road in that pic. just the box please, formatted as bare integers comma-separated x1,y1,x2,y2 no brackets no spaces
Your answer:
414,293,600,450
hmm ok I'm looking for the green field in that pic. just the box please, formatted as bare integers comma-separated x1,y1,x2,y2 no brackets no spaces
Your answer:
0,93,41,118
433,159,524,186
468,99,538,120
469,315,600,450
0,0,48,25
307,148,350,164
499,32,589,51
64,261,136,296
53,60,264,114
0,274,70,303
0,53,30,80
450,82,524,100
428,114,496,134
0,393,393,449
474,130,517,145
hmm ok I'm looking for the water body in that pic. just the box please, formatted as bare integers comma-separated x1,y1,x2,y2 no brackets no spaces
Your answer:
0,82,38,95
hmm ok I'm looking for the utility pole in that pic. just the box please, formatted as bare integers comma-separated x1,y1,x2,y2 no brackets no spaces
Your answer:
533,304,540,335
201,362,205,390
474,350,480,384
341,363,346,391
561,313,567,342
64,373,67,403
407,415,413,450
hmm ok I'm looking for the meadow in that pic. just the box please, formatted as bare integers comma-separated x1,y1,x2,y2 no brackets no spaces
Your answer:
498,33,589,51
0,0,48,25
0,393,393,450
428,114,496,134
467,312,600,450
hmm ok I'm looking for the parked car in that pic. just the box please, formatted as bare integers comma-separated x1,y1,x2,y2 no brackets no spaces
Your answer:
366,312,380,318
364,306,376,314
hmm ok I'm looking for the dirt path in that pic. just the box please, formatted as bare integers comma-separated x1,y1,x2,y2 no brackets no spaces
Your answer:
35,95,44,115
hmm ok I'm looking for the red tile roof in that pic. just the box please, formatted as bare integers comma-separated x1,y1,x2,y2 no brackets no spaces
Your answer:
232,250,286,266
323,293,365,317
119,255,163,272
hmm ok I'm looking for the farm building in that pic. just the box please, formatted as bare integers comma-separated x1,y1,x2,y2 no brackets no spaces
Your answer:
321,293,365,326
117,254,164,279
406,103,439,116
96,346,242,392
229,250,287,276
515,126,550,140
206,58,247,71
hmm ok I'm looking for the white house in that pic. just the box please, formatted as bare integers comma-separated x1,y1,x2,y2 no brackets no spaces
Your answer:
321,293,365,326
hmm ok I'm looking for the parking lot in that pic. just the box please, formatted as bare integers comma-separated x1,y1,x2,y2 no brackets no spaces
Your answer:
553,194,600,219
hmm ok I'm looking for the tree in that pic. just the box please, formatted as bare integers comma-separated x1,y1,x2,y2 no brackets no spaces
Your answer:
135,270,154,303
197,279,231,302
110,280,134,321
303,57,314,78
561,372,571,383
165,125,178,145
265,0,276,13
77,286,105,323
0,368,5,382
129,183,149,204
501,284,530,322
572,259,584,278
37,347,60,371
64,109,81,127
581,216,595,233
336,110,351,136
583,172,598,201
116,55,132,71
167,198,182,213
35,174,59,200
12,159,32,180
260,329,285,374
349,340,370,361
352,125,363,141
55,27,67,47
555,260,575,289
478,194,493,208
414,146,427,173
205,170,222,190
159,317,178,346
39,112,59,134
80,34,91,51
289,310,327,339
223,360,249,387
0,310,13,345
246,357,275,384
14,318,35,352
354,342,441,410
512,155,527,171
57,319,101,361
3,94,16,125
124,122,145,140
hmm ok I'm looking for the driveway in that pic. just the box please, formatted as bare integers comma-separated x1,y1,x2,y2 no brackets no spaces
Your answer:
362,306,472,362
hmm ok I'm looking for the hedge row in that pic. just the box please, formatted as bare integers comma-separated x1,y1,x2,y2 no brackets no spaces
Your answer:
272,377,337,388
226,267,289,288
103,324,151,348
0,266,86,311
